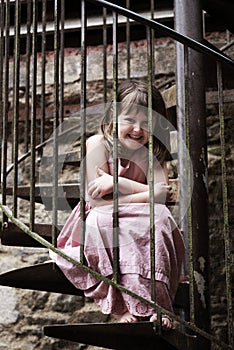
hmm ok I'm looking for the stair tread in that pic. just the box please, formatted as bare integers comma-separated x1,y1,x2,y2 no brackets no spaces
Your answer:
44,321,197,350
0,260,189,309
0,222,60,247
5,183,80,209
41,150,81,165
5,183,80,198
0,262,83,296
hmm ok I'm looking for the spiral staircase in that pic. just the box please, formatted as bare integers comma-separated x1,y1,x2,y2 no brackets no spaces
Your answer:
0,1,233,349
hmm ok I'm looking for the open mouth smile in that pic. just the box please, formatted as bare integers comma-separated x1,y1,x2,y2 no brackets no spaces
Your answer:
128,134,143,141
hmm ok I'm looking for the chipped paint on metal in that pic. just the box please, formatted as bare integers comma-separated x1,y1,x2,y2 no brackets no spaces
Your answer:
198,256,206,272
194,270,206,309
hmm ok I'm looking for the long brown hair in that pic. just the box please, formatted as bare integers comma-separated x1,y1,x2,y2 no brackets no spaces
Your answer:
101,79,170,163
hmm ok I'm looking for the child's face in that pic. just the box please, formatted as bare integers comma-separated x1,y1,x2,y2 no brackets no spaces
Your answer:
118,109,149,152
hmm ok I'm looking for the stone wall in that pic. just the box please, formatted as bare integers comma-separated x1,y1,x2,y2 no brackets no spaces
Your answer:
207,106,234,345
0,32,234,349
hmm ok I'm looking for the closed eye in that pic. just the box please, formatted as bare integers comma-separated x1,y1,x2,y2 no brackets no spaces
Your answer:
124,117,135,123
142,121,148,128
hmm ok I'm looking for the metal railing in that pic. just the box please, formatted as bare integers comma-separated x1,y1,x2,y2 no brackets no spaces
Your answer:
0,1,233,349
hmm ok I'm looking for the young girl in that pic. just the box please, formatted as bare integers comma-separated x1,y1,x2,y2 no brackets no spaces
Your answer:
50,79,184,329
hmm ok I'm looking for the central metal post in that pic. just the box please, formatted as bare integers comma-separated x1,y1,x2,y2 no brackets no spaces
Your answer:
175,0,210,345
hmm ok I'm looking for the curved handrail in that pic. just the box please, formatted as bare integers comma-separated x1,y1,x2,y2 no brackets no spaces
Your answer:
1,2,233,348
87,0,234,69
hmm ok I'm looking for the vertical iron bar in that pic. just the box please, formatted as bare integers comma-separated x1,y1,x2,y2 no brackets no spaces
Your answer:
175,18,189,279
226,30,230,44
112,10,119,283
52,0,60,246
30,0,38,230
202,10,206,38
150,0,155,83
147,25,156,303
126,0,130,79
217,62,233,348
59,0,65,127
183,45,195,324
102,7,107,103
187,37,209,340
12,0,21,218
0,0,4,183
79,0,87,264
40,0,46,145
24,0,31,154
2,0,10,210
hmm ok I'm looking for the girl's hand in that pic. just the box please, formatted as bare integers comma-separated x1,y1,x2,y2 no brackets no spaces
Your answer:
153,182,173,204
87,167,113,199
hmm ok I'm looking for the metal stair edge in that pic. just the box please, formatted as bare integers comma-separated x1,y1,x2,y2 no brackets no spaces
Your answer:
4,183,80,209
0,259,189,309
0,262,84,296
43,321,197,350
0,222,59,247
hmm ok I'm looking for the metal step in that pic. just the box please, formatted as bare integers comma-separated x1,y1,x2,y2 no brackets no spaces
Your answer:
43,321,197,350
0,259,189,310
0,222,60,247
5,183,80,210
0,262,84,296
41,150,81,166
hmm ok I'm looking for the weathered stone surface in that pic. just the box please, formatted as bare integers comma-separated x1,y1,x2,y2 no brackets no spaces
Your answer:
0,287,19,325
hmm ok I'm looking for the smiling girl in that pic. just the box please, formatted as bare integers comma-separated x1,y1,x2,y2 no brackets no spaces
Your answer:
50,79,184,329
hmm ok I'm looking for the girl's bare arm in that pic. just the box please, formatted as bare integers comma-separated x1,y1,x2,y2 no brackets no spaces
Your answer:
86,135,148,206
86,136,171,207
86,135,110,207
87,167,148,199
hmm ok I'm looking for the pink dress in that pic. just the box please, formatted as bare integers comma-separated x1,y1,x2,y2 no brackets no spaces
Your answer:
50,149,185,317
